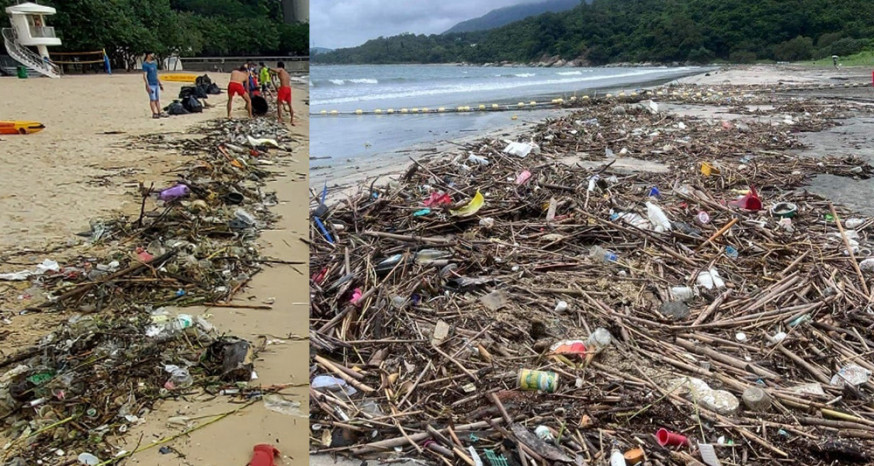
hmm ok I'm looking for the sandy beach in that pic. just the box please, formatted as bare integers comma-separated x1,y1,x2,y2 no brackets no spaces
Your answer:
0,72,309,464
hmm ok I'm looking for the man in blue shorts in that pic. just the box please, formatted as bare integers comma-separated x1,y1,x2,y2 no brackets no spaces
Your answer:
142,52,165,118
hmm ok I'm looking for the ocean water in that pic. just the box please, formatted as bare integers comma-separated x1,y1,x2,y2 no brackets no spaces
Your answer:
310,64,706,172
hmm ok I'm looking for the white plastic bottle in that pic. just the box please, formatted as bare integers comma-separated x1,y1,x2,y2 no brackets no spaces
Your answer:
646,202,672,232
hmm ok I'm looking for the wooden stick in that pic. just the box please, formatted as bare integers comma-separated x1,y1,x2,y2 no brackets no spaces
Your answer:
830,203,871,298
315,355,376,393
696,217,738,251
350,418,505,454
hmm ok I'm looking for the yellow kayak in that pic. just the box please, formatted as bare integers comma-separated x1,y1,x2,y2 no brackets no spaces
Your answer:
0,121,45,135
159,73,198,83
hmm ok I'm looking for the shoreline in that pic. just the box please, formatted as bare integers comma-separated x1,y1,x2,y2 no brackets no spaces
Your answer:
311,64,874,196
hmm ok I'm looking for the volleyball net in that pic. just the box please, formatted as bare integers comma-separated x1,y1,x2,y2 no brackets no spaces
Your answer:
49,49,107,65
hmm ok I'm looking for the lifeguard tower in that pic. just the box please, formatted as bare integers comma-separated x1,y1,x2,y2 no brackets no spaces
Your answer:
2,1,61,78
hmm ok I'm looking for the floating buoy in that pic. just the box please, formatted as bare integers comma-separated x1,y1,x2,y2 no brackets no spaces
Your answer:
355,109,363,115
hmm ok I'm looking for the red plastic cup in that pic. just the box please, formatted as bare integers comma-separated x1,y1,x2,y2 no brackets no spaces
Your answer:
656,428,688,447
249,444,280,466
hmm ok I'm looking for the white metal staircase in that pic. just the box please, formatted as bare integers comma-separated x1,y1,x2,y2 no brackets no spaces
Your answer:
2,27,60,78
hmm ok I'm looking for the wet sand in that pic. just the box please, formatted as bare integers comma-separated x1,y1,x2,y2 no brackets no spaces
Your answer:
0,73,309,463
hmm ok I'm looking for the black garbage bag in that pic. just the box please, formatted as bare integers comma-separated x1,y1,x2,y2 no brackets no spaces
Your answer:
194,84,209,99
165,100,189,115
195,74,212,87
183,95,203,113
179,86,195,99
251,95,268,116
206,82,221,95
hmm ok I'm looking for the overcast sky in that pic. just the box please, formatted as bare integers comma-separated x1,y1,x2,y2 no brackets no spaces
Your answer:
311,0,532,49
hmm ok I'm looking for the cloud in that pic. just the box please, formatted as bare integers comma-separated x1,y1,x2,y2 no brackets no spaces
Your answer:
311,0,530,49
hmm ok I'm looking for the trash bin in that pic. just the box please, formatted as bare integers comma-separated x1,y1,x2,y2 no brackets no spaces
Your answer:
251,95,268,116
16,66,27,79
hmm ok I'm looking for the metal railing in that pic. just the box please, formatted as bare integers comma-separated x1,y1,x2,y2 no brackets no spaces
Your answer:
2,27,60,77
29,26,56,38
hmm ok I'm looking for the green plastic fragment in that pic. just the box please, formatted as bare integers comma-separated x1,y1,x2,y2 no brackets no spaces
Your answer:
484,449,509,466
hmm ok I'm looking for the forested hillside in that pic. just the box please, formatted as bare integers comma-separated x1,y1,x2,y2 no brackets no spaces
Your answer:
0,0,308,69
443,0,582,34
315,0,873,65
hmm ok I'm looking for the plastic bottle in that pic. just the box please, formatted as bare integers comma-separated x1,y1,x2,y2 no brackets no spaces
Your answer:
467,153,489,165
612,211,650,230
645,202,672,232
609,449,626,466
159,184,190,202
696,211,711,224
589,246,618,263
725,245,739,259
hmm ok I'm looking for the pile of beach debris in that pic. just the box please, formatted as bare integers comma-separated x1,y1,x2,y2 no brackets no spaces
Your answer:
0,118,295,464
309,95,874,465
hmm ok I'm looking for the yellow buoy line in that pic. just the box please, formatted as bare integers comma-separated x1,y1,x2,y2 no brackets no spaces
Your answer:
311,81,860,117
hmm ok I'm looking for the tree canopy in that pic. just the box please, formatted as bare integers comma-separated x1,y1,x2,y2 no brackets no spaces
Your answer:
1,0,308,69
314,0,873,65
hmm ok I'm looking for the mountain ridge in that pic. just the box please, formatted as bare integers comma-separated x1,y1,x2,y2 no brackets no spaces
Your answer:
443,0,583,34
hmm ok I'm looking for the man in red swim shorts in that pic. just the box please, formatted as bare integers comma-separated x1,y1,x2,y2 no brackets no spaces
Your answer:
227,65,252,118
276,61,294,125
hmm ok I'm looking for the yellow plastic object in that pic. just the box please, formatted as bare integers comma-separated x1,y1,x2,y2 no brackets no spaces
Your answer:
159,73,198,83
450,190,485,217
0,121,44,135
701,162,720,176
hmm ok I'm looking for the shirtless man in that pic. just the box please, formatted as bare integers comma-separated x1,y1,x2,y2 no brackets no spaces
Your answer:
276,61,294,125
227,65,252,118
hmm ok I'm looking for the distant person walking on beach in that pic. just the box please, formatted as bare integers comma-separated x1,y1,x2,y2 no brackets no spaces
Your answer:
276,61,294,125
142,53,164,119
227,65,253,118
832,55,839,69
259,62,273,97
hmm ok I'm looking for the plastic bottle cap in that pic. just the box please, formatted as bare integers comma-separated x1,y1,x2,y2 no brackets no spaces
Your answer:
624,447,645,465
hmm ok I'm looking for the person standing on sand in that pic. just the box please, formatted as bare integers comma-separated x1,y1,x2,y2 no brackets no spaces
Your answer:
227,65,253,118
143,53,165,119
259,61,273,97
832,55,838,69
275,62,294,125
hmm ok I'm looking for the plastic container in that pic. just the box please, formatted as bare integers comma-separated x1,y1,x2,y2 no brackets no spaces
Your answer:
624,447,645,465
77,453,100,465
159,184,190,202
742,386,771,411
609,450,626,466
534,425,554,442
612,212,650,230
671,286,695,301
587,327,613,349
725,246,739,259
656,428,688,446
645,202,672,232
589,246,618,263
165,367,193,390
17,66,28,79
517,369,558,392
